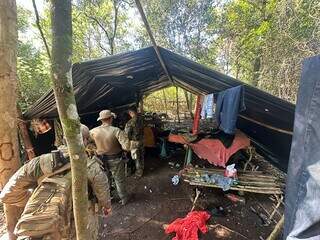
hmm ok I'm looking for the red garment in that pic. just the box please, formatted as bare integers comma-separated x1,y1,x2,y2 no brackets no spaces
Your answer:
168,134,189,145
165,211,211,240
190,130,250,167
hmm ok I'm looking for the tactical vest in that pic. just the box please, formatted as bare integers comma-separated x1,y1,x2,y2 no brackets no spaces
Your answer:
14,169,72,238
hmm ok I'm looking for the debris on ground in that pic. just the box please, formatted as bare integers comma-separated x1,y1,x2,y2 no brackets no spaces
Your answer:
226,193,246,204
172,175,180,186
250,206,271,226
206,205,226,217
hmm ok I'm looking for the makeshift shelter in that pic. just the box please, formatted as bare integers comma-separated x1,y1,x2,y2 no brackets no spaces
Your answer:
24,47,295,171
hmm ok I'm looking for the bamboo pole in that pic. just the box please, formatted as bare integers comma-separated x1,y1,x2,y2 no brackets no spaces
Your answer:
175,86,180,123
134,0,174,84
266,215,284,240
186,181,282,194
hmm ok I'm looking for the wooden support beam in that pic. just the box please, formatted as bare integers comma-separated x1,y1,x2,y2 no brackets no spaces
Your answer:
192,95,202,135
266,215,284,240
134,0,174,84
17,107,35,160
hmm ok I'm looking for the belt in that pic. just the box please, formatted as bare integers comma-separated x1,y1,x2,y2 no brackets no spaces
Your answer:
98,152,122,161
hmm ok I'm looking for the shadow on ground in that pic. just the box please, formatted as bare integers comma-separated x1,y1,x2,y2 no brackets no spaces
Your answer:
99,150,283,240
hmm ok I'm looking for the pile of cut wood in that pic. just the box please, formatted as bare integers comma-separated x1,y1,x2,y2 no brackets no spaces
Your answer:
182,167,285,195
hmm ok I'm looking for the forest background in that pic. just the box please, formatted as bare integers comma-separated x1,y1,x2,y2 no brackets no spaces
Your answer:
17,0,320,116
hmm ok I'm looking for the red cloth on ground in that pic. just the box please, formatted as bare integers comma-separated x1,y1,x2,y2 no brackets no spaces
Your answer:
190,130,250,167
165,211,211,240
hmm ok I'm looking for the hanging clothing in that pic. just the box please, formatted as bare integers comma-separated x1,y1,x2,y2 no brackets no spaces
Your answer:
190,130,250,167
215,86,246,134
165,211,211,240
200,94,214,119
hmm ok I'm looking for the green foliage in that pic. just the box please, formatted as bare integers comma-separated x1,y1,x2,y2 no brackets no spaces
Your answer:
16,0,320,110
17,6,51,111
72,0,132,60
141,0,218,66
144,86,195,118
17,5,31,32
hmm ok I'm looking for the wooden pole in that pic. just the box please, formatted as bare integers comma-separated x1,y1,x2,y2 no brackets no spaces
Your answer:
266,215,284,240
175,86,180,123
184,90,194,119
162,89,168,115
139,96,144,114
134,0,174,84
17,107,35,160
32,0,51,61
192,95,202,135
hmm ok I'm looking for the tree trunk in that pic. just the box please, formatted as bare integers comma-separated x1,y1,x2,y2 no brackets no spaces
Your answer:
175,86,180,123
252,52,261,87
0,0,22,239
184,90,194,119
50,1,88,239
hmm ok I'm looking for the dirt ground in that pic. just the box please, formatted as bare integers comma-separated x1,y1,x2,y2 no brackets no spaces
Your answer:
0,150,284,240
100,150,284,240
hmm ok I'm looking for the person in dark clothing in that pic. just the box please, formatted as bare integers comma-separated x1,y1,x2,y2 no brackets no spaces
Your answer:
125,107,144,178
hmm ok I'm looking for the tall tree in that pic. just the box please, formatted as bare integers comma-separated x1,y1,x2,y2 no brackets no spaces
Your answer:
74,0,130,57
139,0,218,65
50,0,88,239
0,0,22,239
17,5,51,111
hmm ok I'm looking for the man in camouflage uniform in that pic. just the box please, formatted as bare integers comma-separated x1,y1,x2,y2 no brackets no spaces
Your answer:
125,107,144,178
0,124,111,240
90,110,139,205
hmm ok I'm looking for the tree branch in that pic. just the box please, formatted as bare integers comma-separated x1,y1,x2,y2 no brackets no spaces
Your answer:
84,12,112,43
98,39,111,55
111,0,120,55
32,0,51,60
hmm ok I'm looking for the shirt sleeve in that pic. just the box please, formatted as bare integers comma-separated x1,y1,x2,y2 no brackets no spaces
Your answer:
115,128,132,151
124,120,133,139
87,157,111,208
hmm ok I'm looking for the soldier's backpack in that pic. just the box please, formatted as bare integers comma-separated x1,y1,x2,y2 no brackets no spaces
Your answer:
14,169,72,238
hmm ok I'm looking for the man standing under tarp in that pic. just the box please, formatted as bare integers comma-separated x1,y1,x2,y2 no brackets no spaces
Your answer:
284,55,320,239
90,110,139,205
125,106,145,178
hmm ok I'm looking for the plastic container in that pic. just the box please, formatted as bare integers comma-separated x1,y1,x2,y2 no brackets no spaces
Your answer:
224,164,237,178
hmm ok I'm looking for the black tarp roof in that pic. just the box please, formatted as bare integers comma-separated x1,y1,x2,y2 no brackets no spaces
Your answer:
24,46,295,171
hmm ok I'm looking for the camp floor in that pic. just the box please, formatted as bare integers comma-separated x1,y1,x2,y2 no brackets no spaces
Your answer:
0,150,284,240
99,150,284,240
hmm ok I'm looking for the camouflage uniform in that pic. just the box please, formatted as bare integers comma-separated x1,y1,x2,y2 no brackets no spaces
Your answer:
125,113,144,177
0,150,111,240
90,123,138,203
